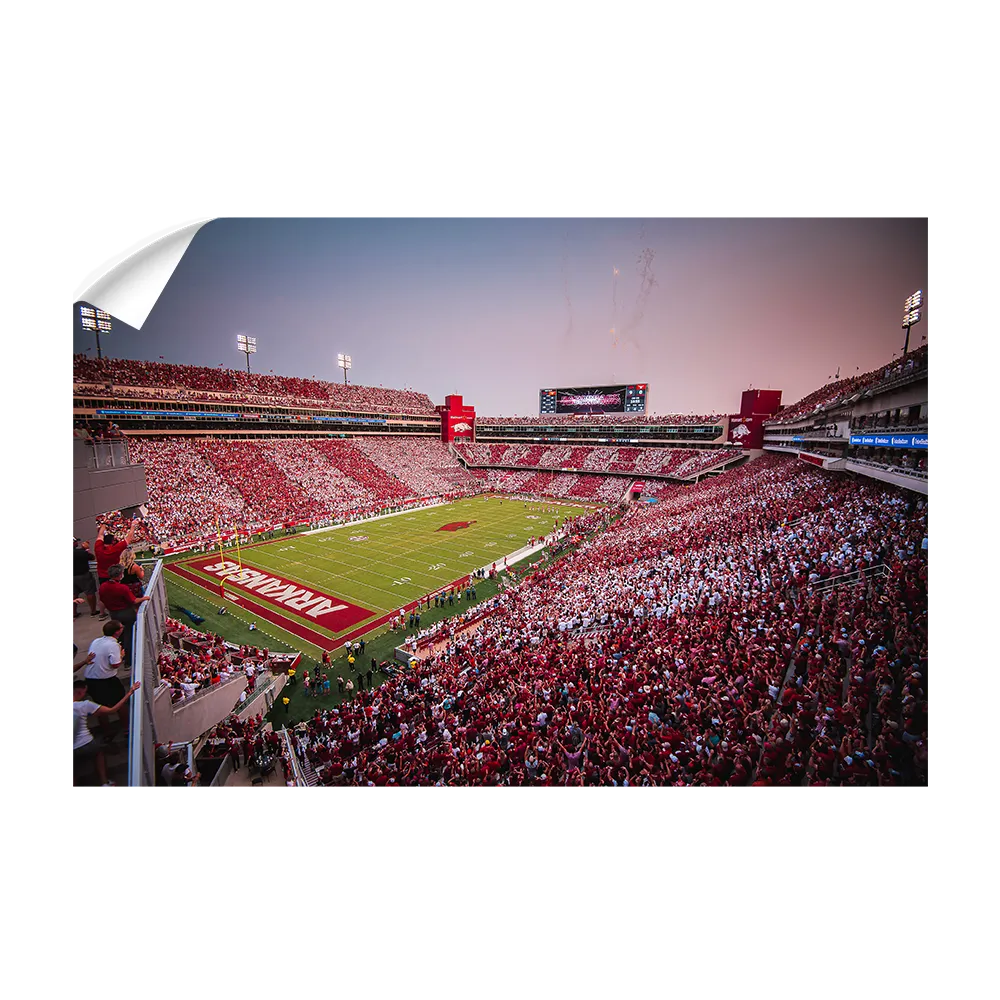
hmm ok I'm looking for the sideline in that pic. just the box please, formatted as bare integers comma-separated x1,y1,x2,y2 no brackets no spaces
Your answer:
300,499,450,535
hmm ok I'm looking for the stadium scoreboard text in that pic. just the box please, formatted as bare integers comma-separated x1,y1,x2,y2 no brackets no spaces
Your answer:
539,384,647,415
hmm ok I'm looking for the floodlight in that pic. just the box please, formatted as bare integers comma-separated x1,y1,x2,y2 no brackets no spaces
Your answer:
901,290,924,355
236,333,258,372
80,304,111,358
337,353,352,384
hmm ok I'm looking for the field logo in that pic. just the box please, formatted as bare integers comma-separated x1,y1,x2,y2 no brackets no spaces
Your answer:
438,520,476,531
196,560,365,622
349,535,369,542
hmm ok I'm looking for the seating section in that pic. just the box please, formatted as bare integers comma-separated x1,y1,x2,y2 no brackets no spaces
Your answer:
350,436,477,495
73,355,437,414
288,454,927,786
128,436,479,546
128,438,252,541
261,440,383,512
771,345,928,424
456,442,741,479
198,441,325,523
308,440,413,503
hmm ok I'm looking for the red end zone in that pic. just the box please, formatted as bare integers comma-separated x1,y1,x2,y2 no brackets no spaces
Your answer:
168,558,373,644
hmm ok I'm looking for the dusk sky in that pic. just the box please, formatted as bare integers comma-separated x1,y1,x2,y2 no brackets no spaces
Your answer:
74,218,927,416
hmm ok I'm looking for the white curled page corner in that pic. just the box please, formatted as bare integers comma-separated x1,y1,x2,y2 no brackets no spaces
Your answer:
75,220,212,330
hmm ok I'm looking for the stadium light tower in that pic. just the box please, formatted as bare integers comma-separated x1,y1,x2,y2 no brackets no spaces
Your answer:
338,353,352,385
901,290,923,356
236,334,257,373
80,305,112,360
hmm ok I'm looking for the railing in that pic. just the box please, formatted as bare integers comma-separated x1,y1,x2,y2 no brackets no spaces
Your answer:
810,563,889,595
128,560,167,786
236,673,277,718
73,436,134,470
281,728,308,786
171,669,246,709
568,622,614,638
893,466,928,480
851,421,927,436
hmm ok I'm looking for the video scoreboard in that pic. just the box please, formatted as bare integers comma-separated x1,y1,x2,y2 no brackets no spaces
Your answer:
539,383,648,415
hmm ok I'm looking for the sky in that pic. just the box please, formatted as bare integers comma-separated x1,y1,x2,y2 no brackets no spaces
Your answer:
73,218,927,416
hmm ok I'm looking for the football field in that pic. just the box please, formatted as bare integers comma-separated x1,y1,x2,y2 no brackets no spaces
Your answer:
165,495,596,656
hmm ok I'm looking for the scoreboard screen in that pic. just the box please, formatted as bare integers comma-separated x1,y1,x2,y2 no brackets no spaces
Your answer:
539,383,648,415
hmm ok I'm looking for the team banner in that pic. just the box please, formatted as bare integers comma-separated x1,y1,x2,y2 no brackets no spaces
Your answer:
728,413,766,448
849,434,927,449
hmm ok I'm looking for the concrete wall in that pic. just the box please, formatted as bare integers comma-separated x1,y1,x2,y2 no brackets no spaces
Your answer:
73,440,148,541
153,676,248,744
851,379,927,419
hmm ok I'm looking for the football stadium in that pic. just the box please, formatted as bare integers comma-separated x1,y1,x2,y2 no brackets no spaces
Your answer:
71,224,928,789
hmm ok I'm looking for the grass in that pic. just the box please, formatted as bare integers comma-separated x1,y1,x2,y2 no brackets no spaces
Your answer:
161,495,600,726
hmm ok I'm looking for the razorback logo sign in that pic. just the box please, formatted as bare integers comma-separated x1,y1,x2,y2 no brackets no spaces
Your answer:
437,521,476,531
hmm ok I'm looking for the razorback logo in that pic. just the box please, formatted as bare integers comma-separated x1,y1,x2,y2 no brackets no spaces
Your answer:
437,521,476,531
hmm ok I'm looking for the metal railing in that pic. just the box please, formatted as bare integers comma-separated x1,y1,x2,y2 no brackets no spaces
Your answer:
281,728,308,786
810,563,889,595
128,560,167,786
74,437,134,470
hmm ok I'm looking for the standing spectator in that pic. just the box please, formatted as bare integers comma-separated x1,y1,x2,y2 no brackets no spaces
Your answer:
73,539,100,618
119,547,145,596
161,750,198,786
94,521,139,586
84,620,132,742
73,677,140,786
98,565,150,666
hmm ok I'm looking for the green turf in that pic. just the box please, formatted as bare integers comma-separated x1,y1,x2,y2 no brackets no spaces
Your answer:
174,495,591,645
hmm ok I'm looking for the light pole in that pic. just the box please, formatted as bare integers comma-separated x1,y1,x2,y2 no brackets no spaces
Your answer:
902,290,923,356
237,334,257,374
80,305,112,360
338,353,352,385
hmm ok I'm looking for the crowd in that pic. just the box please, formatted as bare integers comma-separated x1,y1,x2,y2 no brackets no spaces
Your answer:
158,618,277,703
73,355,438,414
197,711,283,779
456,442,741,479
126,437,448,547
279,455,926,786
769,346,928,425
352,436,478,495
